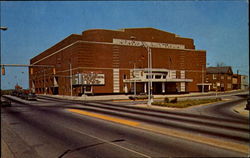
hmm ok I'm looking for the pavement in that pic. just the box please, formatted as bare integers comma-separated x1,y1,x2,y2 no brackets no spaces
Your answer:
1,90,248,158
232,101,249,118
37,90,249,116
40,90,247,101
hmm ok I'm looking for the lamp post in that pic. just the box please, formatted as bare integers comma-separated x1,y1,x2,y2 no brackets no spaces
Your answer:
129,61,137,96
130,36,153,106
44,68,46,94
70,63,73,97
146,45,153,106
141,42,153,106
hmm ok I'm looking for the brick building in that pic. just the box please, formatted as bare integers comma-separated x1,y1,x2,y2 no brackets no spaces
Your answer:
232,74,241,90
29,28,206,96
206,66,233,91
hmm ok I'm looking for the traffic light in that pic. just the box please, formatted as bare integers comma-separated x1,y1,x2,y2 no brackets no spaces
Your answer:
1,66,5,75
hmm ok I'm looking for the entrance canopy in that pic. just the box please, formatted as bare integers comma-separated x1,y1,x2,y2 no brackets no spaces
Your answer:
123,68,193,83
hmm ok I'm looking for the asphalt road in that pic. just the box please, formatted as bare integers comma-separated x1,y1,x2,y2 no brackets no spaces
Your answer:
1,95,249,158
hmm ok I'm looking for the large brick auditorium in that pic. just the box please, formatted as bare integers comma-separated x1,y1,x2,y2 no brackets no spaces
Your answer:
30,28,206,96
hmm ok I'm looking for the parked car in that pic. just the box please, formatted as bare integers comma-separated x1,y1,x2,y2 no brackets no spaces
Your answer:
25,93,37,101
20,93,28,99
1,98,11,107
17,92,23,98
11,91,18,96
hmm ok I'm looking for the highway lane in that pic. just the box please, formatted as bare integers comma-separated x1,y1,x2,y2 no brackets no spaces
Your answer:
180,95,249,120
37,95,249,144
1,96,249,157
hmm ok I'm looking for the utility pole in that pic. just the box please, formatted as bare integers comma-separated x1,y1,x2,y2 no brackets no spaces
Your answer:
202,64,204,93
133,63,136,96
43,68,46,94
148,46,153,105
130,36,153,106
70,63,73,97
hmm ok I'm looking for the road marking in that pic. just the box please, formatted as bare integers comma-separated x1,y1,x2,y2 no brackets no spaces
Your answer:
139,124,249,154
65,126,151,158
68,109,140,127
68,108,249,154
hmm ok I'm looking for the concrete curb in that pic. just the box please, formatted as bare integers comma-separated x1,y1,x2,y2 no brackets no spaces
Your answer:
232,101,249,118
38,90,247,102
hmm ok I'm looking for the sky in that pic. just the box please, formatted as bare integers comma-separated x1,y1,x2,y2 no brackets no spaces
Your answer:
0,1,249,89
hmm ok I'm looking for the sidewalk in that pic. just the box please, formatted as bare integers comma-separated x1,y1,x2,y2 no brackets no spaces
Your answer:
232,101,249,118
40,89,247,101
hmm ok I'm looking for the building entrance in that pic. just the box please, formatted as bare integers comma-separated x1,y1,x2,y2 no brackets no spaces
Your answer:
153,82,163,94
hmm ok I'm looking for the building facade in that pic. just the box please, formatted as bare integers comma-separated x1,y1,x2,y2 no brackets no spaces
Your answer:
206,67,234,91
29,28,206,96
232,74,241,90
240,75,249,90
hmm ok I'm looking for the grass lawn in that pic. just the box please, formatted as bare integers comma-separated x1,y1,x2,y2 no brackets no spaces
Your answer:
152,98,222,108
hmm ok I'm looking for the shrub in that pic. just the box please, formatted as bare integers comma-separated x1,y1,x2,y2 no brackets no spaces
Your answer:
164,97,170,103
170,97,177,103
152,97,222,108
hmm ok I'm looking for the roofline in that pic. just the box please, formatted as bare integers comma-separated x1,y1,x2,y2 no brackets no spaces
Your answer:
121,27,194,40
83,28,124,33
31,34,81,61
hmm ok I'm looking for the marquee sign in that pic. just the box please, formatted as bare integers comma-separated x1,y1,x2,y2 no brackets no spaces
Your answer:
113,38,185,49
73,73,105,85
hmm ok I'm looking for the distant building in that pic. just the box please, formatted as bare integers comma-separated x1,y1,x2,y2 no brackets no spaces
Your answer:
240,75,249,90
206,67,233,91
29,28,206,96
232,74,241,90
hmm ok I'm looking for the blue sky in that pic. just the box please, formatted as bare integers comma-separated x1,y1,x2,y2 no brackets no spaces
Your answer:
0,1,249,89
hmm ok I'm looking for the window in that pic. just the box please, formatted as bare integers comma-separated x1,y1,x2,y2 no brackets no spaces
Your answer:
213,83,217,89
221,75,224,80
227,76,231,80
123,74,127,79
163,75,166,79
221,83,224,87
227,83,232,89
213,74,217,80
146,75,153,79
85,86,92,93
155,75,161,79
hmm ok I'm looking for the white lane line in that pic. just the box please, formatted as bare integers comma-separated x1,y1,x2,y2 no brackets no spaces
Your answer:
66,127,151,158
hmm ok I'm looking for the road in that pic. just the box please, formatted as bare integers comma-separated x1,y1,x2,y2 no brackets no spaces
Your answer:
1,94,249,158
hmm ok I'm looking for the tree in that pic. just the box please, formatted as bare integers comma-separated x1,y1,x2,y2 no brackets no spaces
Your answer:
216,62,226,67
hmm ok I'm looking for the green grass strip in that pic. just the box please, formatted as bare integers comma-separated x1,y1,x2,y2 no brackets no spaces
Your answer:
152,98,222,108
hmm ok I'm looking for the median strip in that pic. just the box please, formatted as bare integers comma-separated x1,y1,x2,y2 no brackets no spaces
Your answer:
68,109,140,127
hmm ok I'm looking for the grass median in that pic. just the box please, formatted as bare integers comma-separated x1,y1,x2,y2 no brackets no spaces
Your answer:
152,98,222,108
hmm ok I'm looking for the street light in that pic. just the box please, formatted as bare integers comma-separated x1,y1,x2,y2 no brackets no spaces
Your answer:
129,61,137,97
0,27,8,31
70,63,73,97
130,36,153,106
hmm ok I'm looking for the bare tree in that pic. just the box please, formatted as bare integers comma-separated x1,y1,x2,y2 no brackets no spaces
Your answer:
216,62,226,67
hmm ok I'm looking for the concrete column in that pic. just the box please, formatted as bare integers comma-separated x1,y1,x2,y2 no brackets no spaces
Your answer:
162,82,165,93
144,82,147,93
